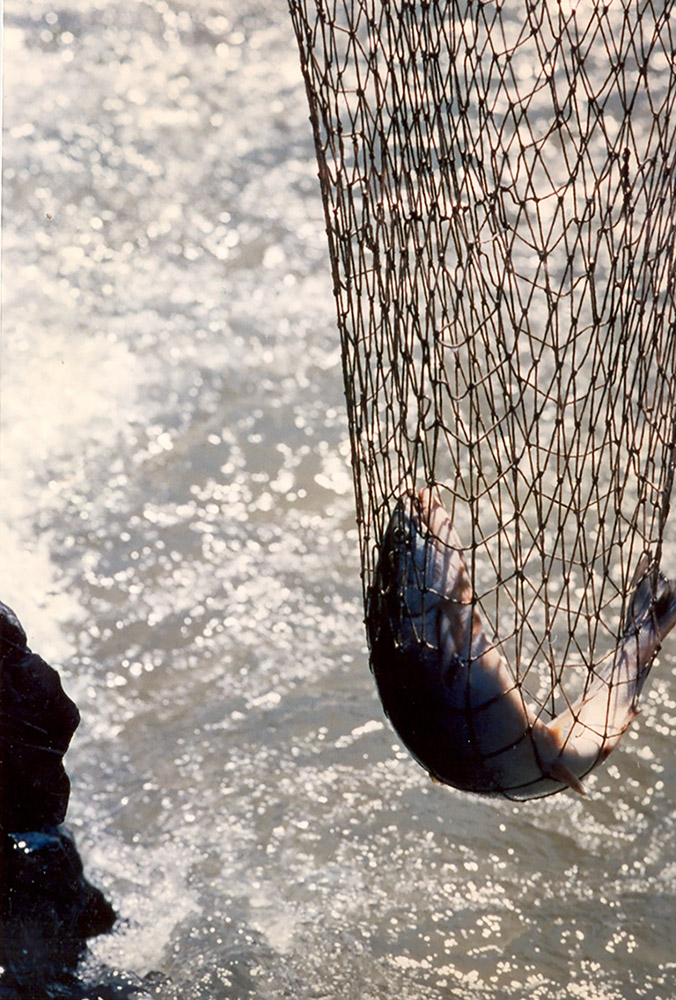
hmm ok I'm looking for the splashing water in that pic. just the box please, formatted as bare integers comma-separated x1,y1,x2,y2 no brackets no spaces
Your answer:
3,2,676,998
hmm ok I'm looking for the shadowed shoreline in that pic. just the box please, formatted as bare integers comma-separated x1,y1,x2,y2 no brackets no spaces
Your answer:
0,601,116,994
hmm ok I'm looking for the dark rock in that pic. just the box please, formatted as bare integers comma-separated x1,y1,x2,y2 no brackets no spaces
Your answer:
0,827,116,986
0,601,27,650
0,601,116,990
0,600,80,832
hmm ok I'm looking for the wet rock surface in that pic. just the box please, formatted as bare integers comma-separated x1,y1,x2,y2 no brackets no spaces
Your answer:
0,601,115,990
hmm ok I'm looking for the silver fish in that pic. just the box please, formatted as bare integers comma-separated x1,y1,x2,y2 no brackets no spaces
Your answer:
367,487,676,799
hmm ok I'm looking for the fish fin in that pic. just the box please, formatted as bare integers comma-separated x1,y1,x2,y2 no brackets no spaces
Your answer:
546,758,586,797
625,559,653,631
653,579,676,640
629,553,651,590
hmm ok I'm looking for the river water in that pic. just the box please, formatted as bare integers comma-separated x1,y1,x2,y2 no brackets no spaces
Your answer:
3,2,676,998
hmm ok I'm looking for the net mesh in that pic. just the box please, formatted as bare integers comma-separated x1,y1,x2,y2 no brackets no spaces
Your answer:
289,2,676,742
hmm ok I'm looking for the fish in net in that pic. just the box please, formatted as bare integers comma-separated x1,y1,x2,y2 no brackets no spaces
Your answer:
289,0,676,798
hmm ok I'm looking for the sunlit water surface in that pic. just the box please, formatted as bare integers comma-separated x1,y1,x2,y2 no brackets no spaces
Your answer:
3,2,676,998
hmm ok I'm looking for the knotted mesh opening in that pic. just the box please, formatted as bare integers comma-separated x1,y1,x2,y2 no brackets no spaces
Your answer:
289,0,676,796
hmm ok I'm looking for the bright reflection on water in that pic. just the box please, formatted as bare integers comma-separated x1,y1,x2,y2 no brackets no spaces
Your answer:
3,2,676,998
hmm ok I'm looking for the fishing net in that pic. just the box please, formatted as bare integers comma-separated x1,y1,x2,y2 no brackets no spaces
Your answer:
289,0,676,795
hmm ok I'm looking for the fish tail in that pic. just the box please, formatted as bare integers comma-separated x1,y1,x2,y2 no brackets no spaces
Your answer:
625,561,676,642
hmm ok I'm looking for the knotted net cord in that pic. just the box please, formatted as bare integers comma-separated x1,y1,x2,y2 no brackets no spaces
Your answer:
289,1,676,724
